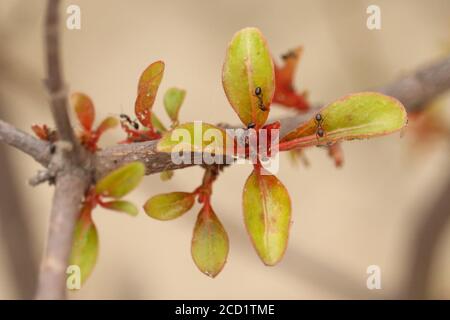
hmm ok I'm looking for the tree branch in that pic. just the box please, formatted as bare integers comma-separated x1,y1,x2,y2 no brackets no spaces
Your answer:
2,56,450,179
0,119,51,167
35,172,88,299
35,0,92,300
378,55,450,113
94,54,450,176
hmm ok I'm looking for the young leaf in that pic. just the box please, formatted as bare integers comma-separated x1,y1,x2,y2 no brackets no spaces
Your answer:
71,92,95,131
95,162,145,199
280,92,408,148
191,205,229,278
157,122,231,155
243,168,291,266
144,192,195,220
160,170,174,181
151,113,167,133
135,61,165,128
96,116,118,135
164,87,186,123
222,27,275,127
31,124,54,141
273,47,310,111
101,200,139,216
69,213,99,285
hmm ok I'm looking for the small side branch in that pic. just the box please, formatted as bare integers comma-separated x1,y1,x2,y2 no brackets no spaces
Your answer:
378,55,450,112
0,119,51,166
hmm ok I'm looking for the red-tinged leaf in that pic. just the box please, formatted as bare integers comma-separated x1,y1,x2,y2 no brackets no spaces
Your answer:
191,204,229,277
95,162,145,199
243,168,291,266
71,92,95,131
101,200,139,216
135,61,165,128
69,206,98,285
144,192,195,220
96,116,118,135
328,142,344,167
31,124,57,142
222,27,275,127
31,124,49,140
278,48,302,86
273,47,310,111
280,92,408,150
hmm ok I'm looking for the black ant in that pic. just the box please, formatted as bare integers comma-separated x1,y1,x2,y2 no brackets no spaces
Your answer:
254,87,267,111
315,113,325,139
120,114,139,130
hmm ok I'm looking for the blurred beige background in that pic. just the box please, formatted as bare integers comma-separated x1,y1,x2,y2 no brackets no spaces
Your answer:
0,0,449,299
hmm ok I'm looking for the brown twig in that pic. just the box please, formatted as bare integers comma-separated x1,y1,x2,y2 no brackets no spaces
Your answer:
34,0,92,300
0,119,50,166
378,55,450,113
2,55,450,179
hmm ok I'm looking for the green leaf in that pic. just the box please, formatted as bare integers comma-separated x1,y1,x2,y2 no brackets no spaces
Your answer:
151,113,167,133
144,192,195,220
101,200,139,216
157,122,231,155
280,92,408,148
243,168,291,266
95,162,145,199
222,27,275,127
191,205,229,278
135,61,165,128
69,210,99,285
96,116,118,135
71,92,95,131
164,87,186,123
160,170,174,181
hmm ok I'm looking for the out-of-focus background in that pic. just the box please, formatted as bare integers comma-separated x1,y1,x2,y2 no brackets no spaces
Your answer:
0,0,449,299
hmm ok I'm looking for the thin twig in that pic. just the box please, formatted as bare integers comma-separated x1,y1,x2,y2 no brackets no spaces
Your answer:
378,55,450,113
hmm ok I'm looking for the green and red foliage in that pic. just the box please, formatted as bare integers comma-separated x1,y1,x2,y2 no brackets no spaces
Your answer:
31,26,409,283
69,162,145,285
71,93,118,152
144,165,229,277
120,61,165,142
119,61,187,143
273,47,310,112
32,93,118,152
31,124,58,142
152,27,408,276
